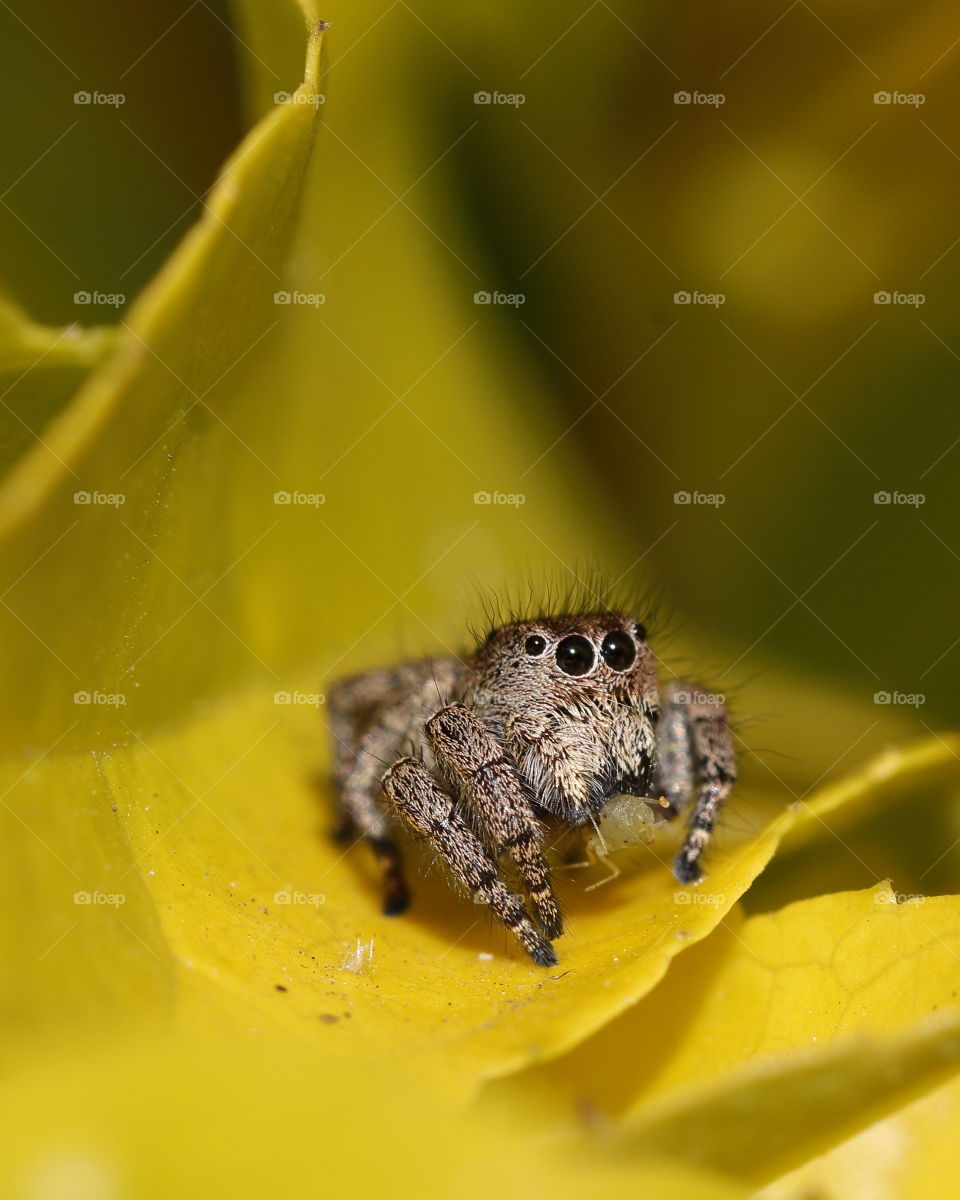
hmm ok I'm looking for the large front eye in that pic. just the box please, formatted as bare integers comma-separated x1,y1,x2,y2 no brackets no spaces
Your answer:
556,634,595,676
601,630,636,671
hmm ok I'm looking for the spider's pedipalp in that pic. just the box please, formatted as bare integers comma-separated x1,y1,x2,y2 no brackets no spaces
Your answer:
382,756,557,967
425,703,563,940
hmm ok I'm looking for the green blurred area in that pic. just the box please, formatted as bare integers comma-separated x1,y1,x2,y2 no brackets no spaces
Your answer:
431,0,960,721
0,0,245,324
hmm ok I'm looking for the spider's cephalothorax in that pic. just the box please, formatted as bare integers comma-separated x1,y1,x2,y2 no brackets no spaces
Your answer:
327,609,735,967
462,613,660,825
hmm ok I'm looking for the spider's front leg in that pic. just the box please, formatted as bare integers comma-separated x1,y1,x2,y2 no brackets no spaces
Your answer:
654,681,736,885
381,757,557,967
424,704,563,940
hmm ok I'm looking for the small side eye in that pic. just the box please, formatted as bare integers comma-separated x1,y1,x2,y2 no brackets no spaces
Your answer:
634,623,647,641
601,630,636,671
556,634,595,676
524,634,547,656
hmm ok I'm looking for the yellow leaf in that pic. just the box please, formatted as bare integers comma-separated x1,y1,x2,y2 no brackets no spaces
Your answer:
750,733,960,909
760,1073,960,1200
1,684,785,1092
0,1034,750,1200
0,12,327,735
619,1008,960,1189
0,294,118,478
12,695,958,1103
0,294,116,373
780,732,960,852
486,881,960,1185
0,0,803,1096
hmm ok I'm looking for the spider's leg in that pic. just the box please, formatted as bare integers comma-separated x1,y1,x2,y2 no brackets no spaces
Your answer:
328,659,461,916
382,757,557,967
654,681,736,885
425,704,563,941
328,667,403,826
652,688,695,821
328,668,413,913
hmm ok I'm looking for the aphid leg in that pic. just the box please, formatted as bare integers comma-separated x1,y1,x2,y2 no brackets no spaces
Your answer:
566,794,657,890
654,682,736,884
424,704,563,941
585,854,621,892
565,843,622,891
382,757,557,967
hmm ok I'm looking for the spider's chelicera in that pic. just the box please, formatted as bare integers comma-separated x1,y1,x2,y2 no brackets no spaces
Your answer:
328,609,735,967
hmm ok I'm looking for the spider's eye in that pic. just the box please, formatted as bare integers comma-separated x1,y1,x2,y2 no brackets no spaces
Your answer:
634,623,647,641
601,630,636,671
555,634,595,676
524,634,547,657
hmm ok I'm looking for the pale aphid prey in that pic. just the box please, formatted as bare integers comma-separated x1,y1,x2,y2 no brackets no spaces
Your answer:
328,604,735,967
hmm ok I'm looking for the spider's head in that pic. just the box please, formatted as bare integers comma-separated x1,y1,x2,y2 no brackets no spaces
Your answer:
466,611,660,823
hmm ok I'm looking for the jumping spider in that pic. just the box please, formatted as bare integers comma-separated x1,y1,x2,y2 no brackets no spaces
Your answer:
328,609,735,967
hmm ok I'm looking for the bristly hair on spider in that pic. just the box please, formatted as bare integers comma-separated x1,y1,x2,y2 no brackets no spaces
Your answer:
462,563,673,655
325,565,736,967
